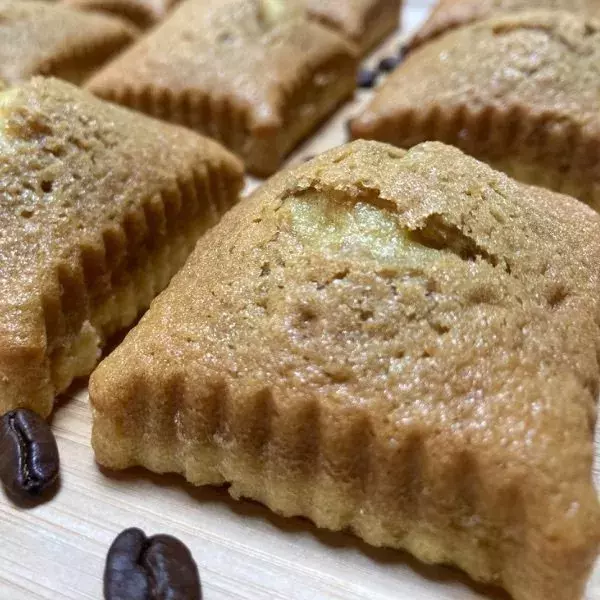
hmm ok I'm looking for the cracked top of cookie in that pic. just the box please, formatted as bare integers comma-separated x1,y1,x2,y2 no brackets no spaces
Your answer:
94,139,600,519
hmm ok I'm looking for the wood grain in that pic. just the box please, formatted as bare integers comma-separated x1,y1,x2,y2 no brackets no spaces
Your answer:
0,3,598,599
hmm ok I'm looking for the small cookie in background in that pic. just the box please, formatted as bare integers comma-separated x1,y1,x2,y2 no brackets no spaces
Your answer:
408,0,600,50
305,0,402,55
86,0,358,176
0,0,137,85
351,11,600,207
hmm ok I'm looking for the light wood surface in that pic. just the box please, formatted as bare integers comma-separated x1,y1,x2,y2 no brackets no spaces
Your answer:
1,3,598,599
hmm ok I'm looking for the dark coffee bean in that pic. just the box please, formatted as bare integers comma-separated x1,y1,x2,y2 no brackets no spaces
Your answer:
0,409,59,500
104,528,202,600
378,56,399,73
357,68,378,88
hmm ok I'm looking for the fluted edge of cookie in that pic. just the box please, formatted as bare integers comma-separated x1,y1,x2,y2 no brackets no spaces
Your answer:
85,23,357,175
0,155,242,418
90,359,600,600
38,23,138,85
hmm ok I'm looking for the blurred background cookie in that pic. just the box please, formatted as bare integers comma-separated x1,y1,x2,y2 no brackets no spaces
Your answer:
0,0,137,85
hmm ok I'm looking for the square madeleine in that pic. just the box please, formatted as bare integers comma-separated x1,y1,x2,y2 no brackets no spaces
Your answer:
91,140,600,600
0,77,243,417
86,0,358,176
409,0,600,49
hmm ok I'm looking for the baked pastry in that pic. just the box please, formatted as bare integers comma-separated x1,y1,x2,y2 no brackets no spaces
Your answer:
90,140,600,600
86,0,357,176
409,0,600,49
61,0,177,29
0,0,137,85
304,0,402,54
0,77,243,418
350,11,600,208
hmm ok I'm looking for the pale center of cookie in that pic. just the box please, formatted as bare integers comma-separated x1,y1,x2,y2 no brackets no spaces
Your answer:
287,192,436,264
258,0,288,26
0,88,17,133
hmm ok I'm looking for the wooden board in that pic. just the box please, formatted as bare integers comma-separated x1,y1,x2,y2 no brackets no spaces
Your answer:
1,2,599,599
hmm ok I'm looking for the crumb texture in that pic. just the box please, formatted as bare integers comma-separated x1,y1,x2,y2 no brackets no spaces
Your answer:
91,140,600,600
351,10,600,207
0,77,243,416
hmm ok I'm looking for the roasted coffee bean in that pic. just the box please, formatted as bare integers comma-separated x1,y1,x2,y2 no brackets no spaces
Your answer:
357,68,378,88
104,528,202,600
378,55,399,73
0,408,59,500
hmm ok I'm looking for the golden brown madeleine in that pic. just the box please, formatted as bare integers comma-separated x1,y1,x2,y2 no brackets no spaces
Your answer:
304,0,402,54
0,78,243,417
0,0,137,85
90,140,600,600
351,11,600,208
86,0,357,176
409,0,600,49
61,0,177,29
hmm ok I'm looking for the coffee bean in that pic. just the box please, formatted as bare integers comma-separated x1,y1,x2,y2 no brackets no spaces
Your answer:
357,68,378,88
104,528,202,600
0,409,59,500
378,56,399,73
